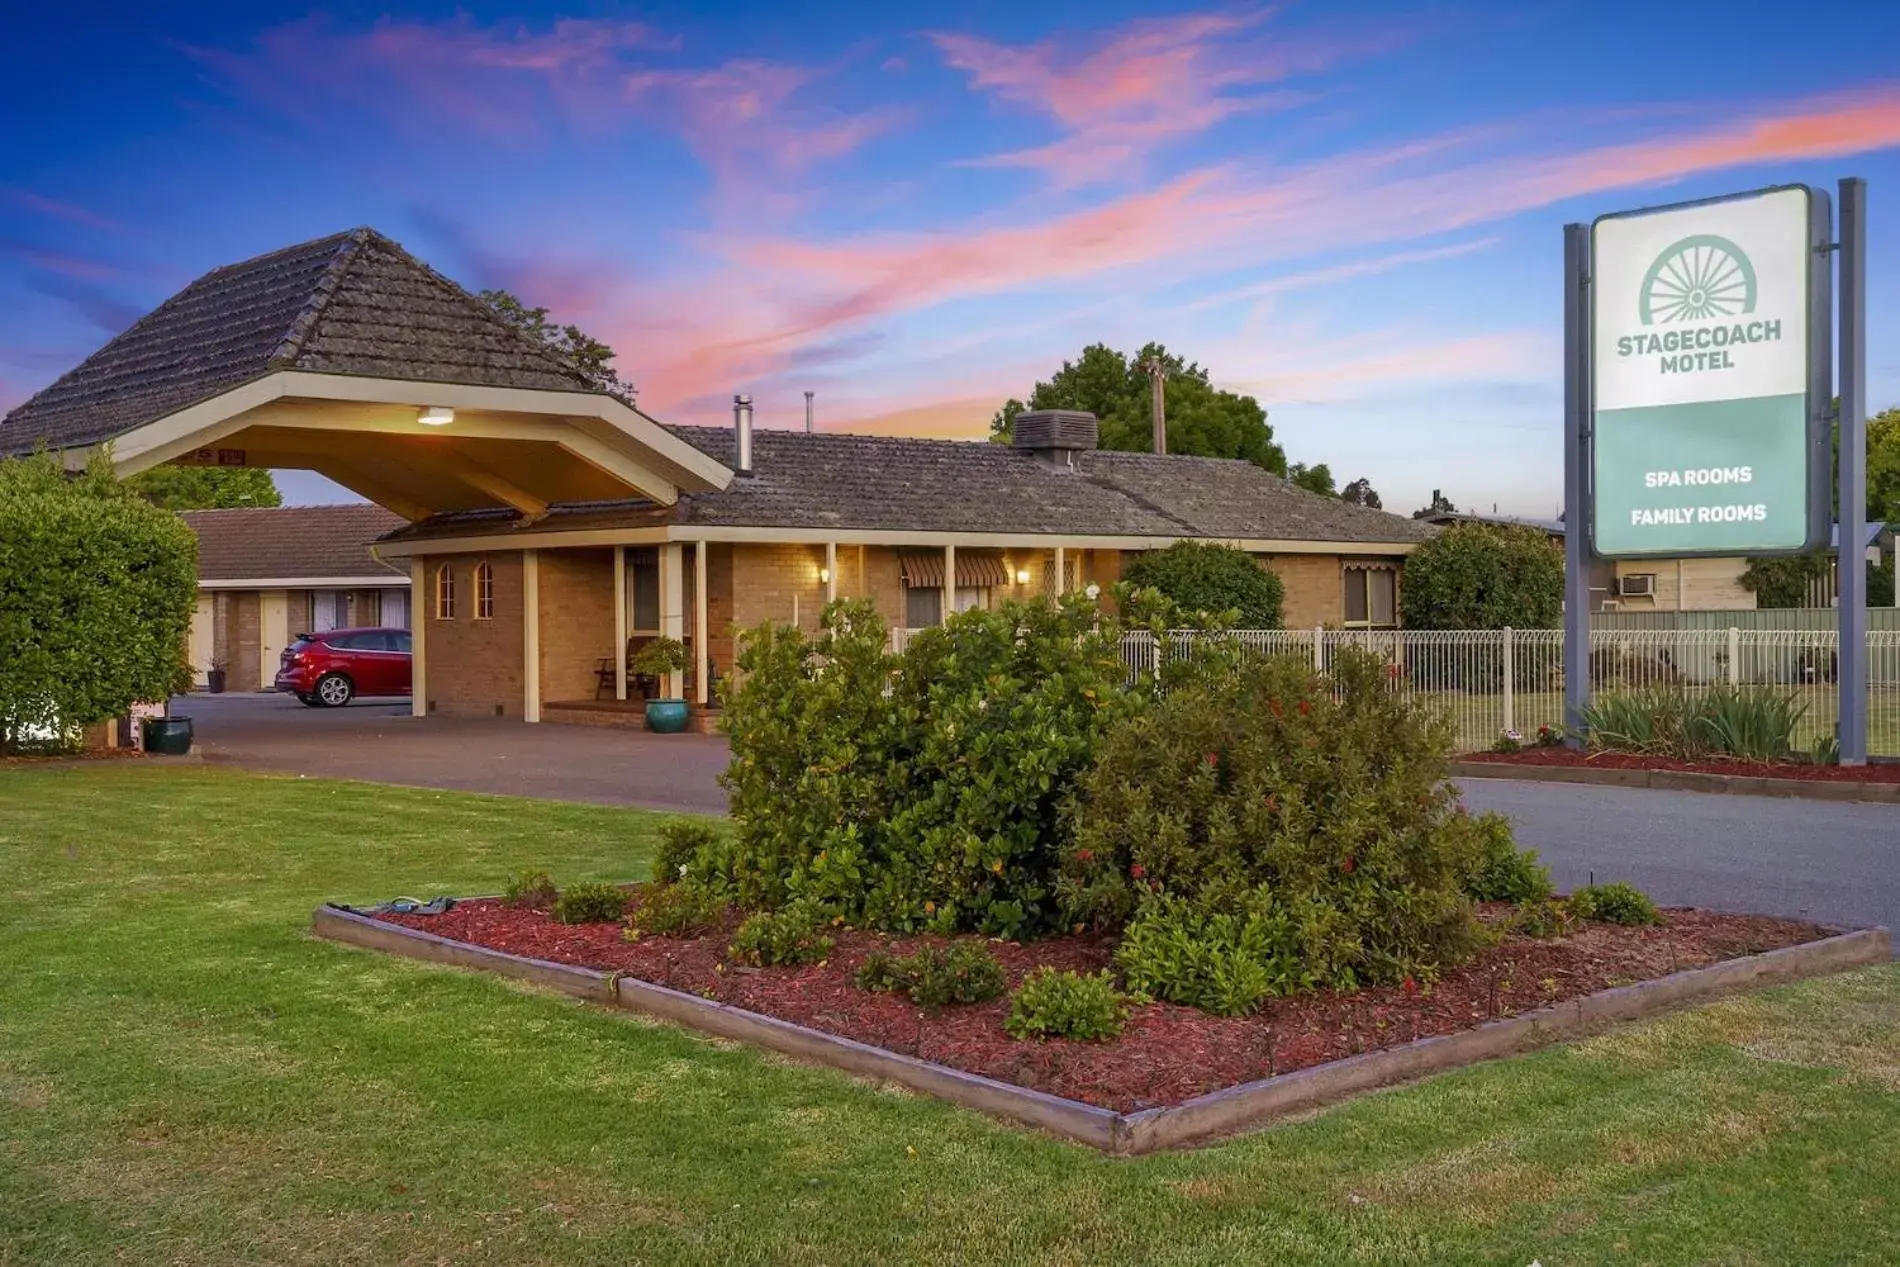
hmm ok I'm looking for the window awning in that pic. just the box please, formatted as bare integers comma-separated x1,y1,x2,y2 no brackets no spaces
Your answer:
899,549,1010,589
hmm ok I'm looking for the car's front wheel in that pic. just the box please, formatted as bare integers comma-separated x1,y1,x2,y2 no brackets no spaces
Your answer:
314,673,354,708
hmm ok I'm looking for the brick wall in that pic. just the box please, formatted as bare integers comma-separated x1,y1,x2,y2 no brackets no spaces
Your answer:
730,542,829,636
421,552,524,716
1267,554,1345,628
537,548,617,703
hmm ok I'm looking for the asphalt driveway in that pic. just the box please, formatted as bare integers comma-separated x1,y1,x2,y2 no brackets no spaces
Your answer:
175,691,1898,937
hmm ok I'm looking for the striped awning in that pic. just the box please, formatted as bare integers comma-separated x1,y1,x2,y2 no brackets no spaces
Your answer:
899,549,1010,589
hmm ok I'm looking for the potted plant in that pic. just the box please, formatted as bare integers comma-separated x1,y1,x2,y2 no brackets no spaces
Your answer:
205,658,228,695
629,637,690,733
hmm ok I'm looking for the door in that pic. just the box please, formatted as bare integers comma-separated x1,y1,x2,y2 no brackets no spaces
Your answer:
187,595,213,687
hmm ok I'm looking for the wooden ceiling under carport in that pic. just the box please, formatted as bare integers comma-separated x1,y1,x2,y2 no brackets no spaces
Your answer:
191,398,690,522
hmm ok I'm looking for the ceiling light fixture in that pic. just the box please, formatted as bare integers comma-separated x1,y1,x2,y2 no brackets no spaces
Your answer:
418,406,455,426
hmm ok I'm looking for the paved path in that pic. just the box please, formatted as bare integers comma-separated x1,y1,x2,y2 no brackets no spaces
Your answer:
176,692,729,814
175,693,1895,935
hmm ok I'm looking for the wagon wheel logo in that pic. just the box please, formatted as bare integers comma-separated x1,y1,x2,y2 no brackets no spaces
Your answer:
1638,234,1756,325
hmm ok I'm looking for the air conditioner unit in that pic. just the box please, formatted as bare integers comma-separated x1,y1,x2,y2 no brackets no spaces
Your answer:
1617,574,1655,598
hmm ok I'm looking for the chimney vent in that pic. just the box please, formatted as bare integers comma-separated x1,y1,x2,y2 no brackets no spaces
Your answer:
733,395,754,475
1011,410,1097,470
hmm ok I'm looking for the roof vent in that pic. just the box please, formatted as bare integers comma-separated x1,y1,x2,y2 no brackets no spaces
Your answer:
1012,410,1097,470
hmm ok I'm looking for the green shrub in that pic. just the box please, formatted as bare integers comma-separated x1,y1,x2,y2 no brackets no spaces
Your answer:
627,882,722,939
501,868,557,909
550,880,627,925
1004,968,1127,1042
1579,686,1806,761
1505,899,1575,939
652,819,721,886
1114,891,1329,1014
1120,541,1284,630
729,902,834,966
854,943,1007,1008
1569,882,1661,927
1463,814,1554,904
1696,686,1807,762
711,595,1134,938
1062,648,1490,996
0,452,197,752
1400,521,1563,631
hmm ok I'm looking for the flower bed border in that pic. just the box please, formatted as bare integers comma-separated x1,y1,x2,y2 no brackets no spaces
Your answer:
311,903,1890,1155
1452,757,1900,803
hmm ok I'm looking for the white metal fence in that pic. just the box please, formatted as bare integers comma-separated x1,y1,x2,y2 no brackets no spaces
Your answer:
1120,627,1900,756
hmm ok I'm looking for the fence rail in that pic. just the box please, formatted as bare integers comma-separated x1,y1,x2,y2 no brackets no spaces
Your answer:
1120,627,1900,756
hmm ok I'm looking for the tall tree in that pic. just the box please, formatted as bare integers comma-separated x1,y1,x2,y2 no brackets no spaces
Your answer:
1287,462,1335,496
125,466,280,510
480,289,631,400
990,342,1293,474
1340,477,1383,509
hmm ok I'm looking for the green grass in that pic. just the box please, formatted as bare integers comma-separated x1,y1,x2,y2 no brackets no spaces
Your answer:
4,764,1900,1265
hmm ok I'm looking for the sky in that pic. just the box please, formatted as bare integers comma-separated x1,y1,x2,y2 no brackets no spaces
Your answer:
3,0,1899,516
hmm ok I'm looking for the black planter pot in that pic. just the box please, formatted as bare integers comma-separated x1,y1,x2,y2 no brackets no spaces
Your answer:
206,669,227,694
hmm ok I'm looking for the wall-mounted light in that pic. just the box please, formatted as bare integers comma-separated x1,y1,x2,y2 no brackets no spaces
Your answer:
418,406,455,426
818,567,832,585
1014,568,1031,585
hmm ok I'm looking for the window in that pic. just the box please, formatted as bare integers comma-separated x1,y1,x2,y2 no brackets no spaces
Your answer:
905,585,942,629
310,590,345,633
387,631,412,654
629,548,660,632
1343,566,1397,628
381,588,410,630
953,586,988,613
473,560,495,620
434,564,456,619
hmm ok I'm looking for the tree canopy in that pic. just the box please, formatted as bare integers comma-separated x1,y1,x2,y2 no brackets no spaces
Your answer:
1399,521,1563,630
125,466,281,510
1341,477,1383,509
990,342,1289,474
480,289,630,400
1288,462,1335,496
0,452,197,750
1121,541,1285,629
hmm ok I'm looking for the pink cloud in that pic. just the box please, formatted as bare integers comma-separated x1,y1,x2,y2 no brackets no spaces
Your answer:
2,190,126,235
931,9,1360,186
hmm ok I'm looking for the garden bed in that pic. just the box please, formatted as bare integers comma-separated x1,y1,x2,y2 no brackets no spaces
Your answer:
1462,747,1900,783
367,893,1838,1114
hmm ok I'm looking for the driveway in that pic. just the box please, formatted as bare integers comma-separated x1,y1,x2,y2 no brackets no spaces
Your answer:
176,692,1897,937
176,691,729,814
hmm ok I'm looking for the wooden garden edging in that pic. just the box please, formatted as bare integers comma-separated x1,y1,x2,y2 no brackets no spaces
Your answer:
311,904,1891,1155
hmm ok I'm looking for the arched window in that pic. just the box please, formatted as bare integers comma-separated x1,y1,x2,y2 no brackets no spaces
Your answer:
474,560,495,620
433,564,456,619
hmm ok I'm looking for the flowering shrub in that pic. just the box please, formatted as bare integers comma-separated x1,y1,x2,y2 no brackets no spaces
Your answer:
1062,649,1493,994
1004,968,1127,1041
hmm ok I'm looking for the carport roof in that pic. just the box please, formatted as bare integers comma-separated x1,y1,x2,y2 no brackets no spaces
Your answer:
0,227,607,456
183,504,409,584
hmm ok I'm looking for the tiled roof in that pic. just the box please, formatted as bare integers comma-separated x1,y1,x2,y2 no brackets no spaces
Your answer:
182,504,409,583
1,228,603,455
383,426,1434,548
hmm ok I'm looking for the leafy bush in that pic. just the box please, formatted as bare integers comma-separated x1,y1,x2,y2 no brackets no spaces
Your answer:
1062,649,1491,994
1505,899,1575,940
1579,686,1805,761
1399,521,1563,631
626,882,723,939
501,869,556,909
1120,541,1284,630
550,880,627,925
0,452,197,752
729,902,834,966
710,596,1134,938
854,943,1007,1008
1114,891,1330,1015
630,636,689,680
1004,968,1127,1041
652,819,722,886
1569,882,1661,927
1463,815,1554,904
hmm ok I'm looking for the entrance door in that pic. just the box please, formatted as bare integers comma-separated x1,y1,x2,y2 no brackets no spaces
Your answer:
188,595,213,686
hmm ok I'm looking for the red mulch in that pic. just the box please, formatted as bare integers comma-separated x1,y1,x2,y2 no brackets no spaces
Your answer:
374,894,1831,1112
1462,747,1900,783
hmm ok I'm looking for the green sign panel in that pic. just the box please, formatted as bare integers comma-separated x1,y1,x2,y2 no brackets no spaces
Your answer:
1590,186,1829,558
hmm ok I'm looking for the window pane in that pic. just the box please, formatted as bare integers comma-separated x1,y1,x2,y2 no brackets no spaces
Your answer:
905,585,942,628
631,560,659,630
382,589,410,630
1370,571,1396,625
389,632,412,654
1343,571,1369,623
953,586,987,613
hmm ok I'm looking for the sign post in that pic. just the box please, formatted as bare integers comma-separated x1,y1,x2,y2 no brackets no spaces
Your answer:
1562,223,1593,740
1838,177,1869,764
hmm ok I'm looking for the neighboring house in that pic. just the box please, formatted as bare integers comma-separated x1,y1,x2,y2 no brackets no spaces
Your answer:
2,226,1434,728
183,504,410,689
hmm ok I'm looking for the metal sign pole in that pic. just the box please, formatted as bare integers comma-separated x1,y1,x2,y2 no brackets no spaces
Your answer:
1563,222,1593,742
1838,177,1868,765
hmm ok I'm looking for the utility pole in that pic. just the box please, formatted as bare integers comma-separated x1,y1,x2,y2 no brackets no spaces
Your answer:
1141,356,1167,455
804,390,815,434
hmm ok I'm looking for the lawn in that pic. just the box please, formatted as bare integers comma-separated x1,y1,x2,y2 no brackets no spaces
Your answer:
4,764,1899,1265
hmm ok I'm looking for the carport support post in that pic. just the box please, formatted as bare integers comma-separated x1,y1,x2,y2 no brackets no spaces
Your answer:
694,543,709,707
612,546,628,701
1053,545,1066,597
409,559,427,718
825,541,837,605
1562,221,1593,746
1838,177,1868,766
943,544,956,625
659,543,686,699
523,549,541,723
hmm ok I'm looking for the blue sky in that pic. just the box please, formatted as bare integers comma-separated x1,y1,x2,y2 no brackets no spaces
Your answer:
3,0,1898,515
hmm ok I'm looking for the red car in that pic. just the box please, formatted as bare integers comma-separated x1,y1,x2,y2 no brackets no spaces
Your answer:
275,627,413,707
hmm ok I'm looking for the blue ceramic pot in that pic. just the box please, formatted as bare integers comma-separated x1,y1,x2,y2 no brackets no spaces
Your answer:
645,698,690,734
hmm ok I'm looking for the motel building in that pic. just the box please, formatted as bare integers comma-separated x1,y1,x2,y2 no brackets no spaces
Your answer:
0,228,1433,729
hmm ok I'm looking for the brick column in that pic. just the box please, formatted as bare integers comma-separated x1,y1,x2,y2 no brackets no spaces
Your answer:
409,560,427,717
522,549,541,723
